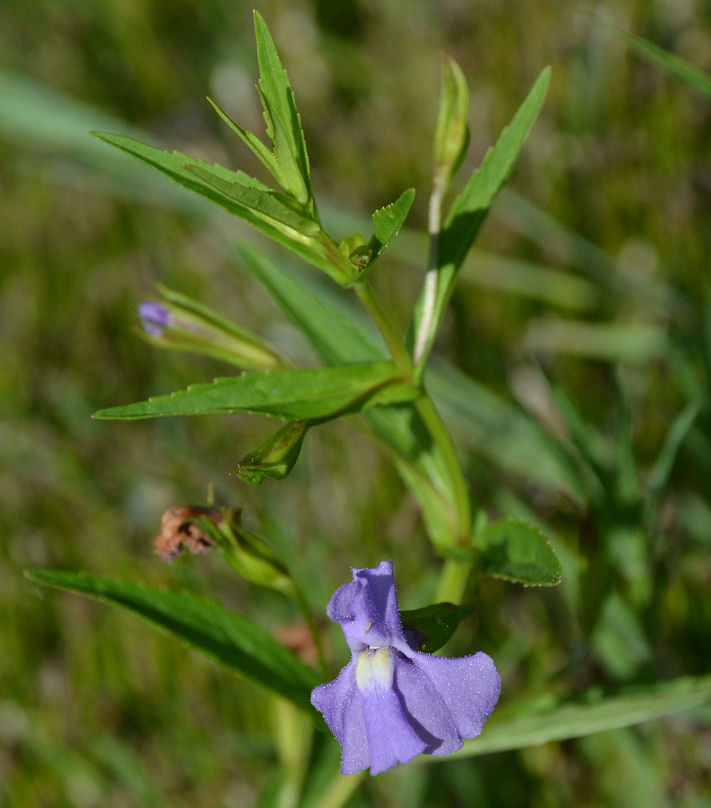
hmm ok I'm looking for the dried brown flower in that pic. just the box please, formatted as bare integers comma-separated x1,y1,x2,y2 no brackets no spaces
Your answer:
154,505,222,561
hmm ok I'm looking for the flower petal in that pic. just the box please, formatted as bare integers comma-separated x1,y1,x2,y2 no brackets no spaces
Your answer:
327,560,406,651
138,301,170,335
311,660,369,775
360,681,428,775
391,651,462,756
408,650,501,740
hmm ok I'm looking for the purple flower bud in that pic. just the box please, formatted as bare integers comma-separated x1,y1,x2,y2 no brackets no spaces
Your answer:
138,301,171,336
311,561,500,776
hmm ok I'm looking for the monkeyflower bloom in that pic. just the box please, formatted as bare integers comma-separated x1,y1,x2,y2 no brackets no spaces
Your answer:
311,561,500,775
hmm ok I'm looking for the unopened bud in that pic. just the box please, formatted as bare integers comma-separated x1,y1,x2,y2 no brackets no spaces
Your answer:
138,301,171,336
137,285,288,370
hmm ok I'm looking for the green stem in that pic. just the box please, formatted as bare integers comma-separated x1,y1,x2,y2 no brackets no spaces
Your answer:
354,280,414,374
354,278,472,558
413,173,446,370
313,771,365,808
271,696,313,808
414,394,471,545
354,279,474,603
435,556,472,604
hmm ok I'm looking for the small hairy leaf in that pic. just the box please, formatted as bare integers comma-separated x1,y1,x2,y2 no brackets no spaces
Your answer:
233,420,309,484
400,602,474,653
368,187,416,263
93,362,420,421
474,518,562,586
26,570,319,710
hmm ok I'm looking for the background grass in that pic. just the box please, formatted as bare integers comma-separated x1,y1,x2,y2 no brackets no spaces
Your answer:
1,0,711,805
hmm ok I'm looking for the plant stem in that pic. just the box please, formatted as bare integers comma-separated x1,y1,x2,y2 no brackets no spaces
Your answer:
271,696,313,808
354,278,473,599
414,394,471,544
413,174,446,369
313,771,365,808
354,280,414,373
435,556,472,604
354,279,471,547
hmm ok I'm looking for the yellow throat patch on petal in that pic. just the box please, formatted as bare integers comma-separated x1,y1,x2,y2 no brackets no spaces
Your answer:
355,647,395,692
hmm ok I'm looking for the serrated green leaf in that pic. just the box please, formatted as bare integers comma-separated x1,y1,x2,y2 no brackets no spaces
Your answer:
433,57,469,186
399,602,474,653
184,163,320,236
253,11,312,207
474,518,562,586
234,241,460,547
92,132,348,282
411,67,550,367
444,674,711,758
26,570,319,710
233,420,309,484
93,362,419,421
92,130,269,191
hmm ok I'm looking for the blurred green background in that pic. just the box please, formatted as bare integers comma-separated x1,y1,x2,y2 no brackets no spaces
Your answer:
1,0,711,805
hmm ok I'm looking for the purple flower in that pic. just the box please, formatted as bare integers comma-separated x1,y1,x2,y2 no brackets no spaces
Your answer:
138,301,170,336
311,561,501,776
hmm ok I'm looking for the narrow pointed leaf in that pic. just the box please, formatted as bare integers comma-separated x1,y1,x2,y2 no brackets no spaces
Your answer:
233,420,309,484
93,130,269,192
93,362,420,421
648,398,702,495
26,570,319,710
598,18,711,97
253,11,312,205
441,67,550,276
235,240,385,365
411,67,550,366
185,163,320,236
92,132,344,280
207,96,283,182
446,674,711,758
473,518,562,586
